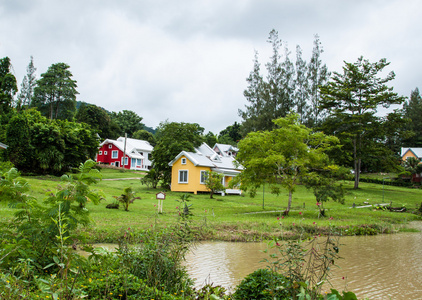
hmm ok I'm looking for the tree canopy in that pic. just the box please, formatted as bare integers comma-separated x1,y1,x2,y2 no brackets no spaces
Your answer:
236,113,339,214
75,102,121,139
5,109,98,174
320,56,405,188
0,57,18,115
152,121,204,187
32,62,78,120
403,87,422,147
239,31,330,135
110,110,144,137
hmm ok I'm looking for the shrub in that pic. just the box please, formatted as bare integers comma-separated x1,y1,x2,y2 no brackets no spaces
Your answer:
232,268,290,300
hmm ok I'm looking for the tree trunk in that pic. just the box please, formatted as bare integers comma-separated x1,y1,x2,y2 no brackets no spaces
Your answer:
286,190,293,214
353,137,359,189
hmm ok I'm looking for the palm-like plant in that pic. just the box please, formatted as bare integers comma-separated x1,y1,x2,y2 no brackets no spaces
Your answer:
113,187,140,211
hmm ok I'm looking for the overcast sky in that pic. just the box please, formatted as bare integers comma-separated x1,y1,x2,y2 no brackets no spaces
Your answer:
1,0,421,134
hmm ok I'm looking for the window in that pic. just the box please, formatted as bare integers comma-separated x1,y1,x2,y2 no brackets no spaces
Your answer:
112,150,118,158
104,151,108,155
108,144,112,149
122,157,128,165
178,170,188,183
131,158,136,166
200,170,208,184
181,158,187,165
99,151,102,155
137,159,142,166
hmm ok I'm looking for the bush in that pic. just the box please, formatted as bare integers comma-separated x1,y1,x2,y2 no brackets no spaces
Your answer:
232,268,291,300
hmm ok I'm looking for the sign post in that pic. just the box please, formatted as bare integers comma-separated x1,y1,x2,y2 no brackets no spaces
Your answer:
156,192,166,213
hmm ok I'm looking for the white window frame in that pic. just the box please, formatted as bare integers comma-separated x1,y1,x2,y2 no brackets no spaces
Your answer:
181,158,187,165
122,157,128,166
200,170,208,184
99,151,102,155
178,170,188,183
108,144,112,149
111,150,118,159
104,151,108,155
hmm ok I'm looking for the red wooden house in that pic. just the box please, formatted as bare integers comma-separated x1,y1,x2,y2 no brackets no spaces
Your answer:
96,137,153,171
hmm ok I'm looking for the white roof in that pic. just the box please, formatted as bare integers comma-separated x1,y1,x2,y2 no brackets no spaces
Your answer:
100,137,155,160
169,143,242,172
214,143,239,156
117,137,153,152
401,147,422,158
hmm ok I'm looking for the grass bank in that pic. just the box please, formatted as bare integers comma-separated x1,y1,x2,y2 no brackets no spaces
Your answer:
1,168,421,243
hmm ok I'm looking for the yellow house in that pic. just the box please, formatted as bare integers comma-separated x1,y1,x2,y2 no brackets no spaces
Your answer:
169,143,242,195
401,147,422,162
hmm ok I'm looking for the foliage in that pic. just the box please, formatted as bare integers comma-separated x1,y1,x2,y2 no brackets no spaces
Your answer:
152,121,204,187
320,56,406,189
204,171,224,199
140,168,161,188
236,113,339,214
303,167,347,217
0,57,18,115
0,160,102,296
132,128,156,146
402,87,422,147
204,131,218,148
218,121,242,143
110,110,144,137
113,186,140,211
32,62,78,120
5,109,99,174
16,56,37,111
306,34,330,127
232,268,290,300
239,31,330,135
75,102,121,139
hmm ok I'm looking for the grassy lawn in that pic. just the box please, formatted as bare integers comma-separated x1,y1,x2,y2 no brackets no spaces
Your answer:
1,168,421,242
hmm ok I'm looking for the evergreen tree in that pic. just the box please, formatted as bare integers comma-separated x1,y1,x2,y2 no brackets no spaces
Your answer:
238,50,267,134
0,57,18,115
16,56,37,111
403,88,422,147
32,62,78,120
294,45,309,124
320,57,405,189
307,35,330,127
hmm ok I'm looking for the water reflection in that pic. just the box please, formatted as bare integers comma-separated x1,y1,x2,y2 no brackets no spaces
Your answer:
184,223,422,299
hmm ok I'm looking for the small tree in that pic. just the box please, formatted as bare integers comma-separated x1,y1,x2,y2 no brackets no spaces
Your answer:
236,113,339,214
204,171,224,199
113,187,140,211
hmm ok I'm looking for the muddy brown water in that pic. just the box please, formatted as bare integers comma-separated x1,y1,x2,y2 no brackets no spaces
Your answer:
184,222,422,299
82,222,422,299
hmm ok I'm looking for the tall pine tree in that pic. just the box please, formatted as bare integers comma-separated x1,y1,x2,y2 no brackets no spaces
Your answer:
16,56,37,111
32,62,78,120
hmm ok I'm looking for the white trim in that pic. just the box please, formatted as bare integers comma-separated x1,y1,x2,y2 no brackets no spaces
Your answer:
104,151,108,155
111,150,118,159
181,157,187,165
108,144,112,149
200,170,208,184
99,151,102,155
178,170,188,183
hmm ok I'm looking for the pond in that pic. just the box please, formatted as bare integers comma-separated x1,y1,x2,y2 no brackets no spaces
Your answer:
184,222,422,299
